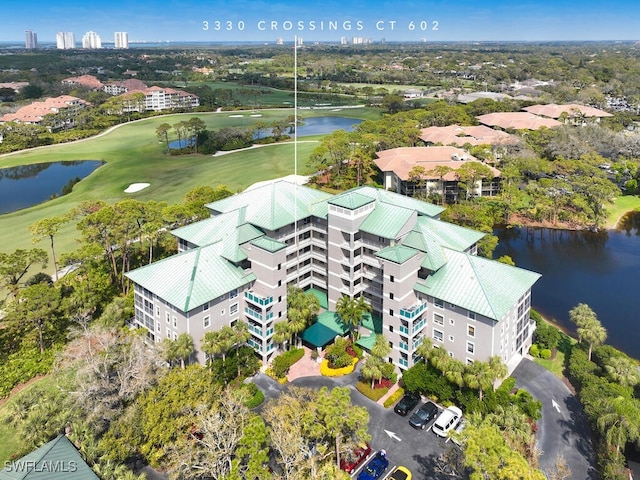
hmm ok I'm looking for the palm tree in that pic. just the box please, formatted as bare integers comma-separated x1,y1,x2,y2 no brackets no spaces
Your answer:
443,358,466,390
336,295,371,342
273,320,292,351
361,355,384,388
29,215,68,281
605,356,640,387
202,326,235,367
287,286,321,345
464,361,494,401
569,303,607,360
597,396,640,461
415,337,436,362
173,333,195,369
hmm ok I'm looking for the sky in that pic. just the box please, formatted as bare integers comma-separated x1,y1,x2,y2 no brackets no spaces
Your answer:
2,0,640,44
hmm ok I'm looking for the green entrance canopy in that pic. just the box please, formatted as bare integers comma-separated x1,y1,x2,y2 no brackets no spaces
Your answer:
302,322,342,347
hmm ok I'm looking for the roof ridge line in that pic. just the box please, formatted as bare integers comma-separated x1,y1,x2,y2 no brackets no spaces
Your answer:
184,247,201,311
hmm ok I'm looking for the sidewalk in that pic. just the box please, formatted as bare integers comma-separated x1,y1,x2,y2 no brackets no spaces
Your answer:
376,382,401,407
286,346,321,382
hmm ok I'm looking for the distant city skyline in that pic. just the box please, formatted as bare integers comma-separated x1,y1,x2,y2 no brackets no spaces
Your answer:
3,0,640,43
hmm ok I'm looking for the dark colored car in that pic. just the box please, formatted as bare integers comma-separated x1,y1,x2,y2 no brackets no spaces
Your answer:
393,391,420,416
340,442,372,474
408,401,439,430
357,450,389,480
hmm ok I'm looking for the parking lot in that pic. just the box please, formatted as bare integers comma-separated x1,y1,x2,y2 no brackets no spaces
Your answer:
291,376,460,480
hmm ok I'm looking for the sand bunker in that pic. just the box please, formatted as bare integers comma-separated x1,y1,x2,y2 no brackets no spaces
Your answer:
124,183,150,193
228,114,244,117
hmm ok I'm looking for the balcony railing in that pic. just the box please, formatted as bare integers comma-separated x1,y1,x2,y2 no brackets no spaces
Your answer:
244,291,274,306
400,302,427,320
399,325,409,335
399,342,409,352
244,306,274,322
247,323,263,336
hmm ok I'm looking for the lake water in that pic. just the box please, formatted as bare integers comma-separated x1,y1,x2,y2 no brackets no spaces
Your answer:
494,219,640,359
254,116,363,139
0,160,103,214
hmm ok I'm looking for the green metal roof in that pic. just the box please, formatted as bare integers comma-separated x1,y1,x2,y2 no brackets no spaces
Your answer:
249,236,287,253
302,321,342,347
0,435,99,480
376,244,419,264
410,216,485,252
402,230,448,271
316,311,350,335
307,287,329,310
126,242,256,312
206,180,333,230
172,207,262,247
349,185,445,218
359,202,414,239
416,248,541,321
329,191,375,210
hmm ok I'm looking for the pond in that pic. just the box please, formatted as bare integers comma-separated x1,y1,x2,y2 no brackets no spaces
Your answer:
0,160,103,214
254,116,364,140
494,216,640,359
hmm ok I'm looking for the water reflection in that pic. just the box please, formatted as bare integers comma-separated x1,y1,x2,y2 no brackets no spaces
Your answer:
495,217,640,358
0,160,103,214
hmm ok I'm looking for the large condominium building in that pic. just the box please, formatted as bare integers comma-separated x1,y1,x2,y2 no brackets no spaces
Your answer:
114,32,129,49
25,30,37,49
56,32,75,49
82,31,102,49
126,180,540,374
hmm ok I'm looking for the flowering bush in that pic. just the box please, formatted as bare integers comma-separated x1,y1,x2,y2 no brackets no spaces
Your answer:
320,357,358,377
383,387,405,408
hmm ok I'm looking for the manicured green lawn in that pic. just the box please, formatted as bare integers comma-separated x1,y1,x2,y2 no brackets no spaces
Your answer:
0,107,381,264
533,323,577,379
605,195,640,228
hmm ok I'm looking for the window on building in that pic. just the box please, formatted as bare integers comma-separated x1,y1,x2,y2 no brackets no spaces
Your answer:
156,322,161,332
278,280,282,287
467,341,475,354
230,303,238,315
448,335,454,342
466,358,474,366
221,309,225,316
203,302,210,312
389,325,394,333
449,318,455,326
278,263,282,270
468,325,476,338
166,328,171,338
156,306,160,316
166,312,170,323
204,316,210,329
468,311,476,320
433,329,444,343
389,292,394,300
390,275,395,283
172,316,177,328
433,313,444,326
434,298,444,309
390,309,394,317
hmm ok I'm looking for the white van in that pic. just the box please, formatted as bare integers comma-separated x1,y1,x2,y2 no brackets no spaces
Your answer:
432,406,462,437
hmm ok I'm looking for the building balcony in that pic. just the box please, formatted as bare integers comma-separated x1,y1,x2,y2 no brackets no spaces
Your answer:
247,323,263,336
399,325,409,335
399,342,409,352
400,302,427,320
244,306,274,322
245,291,274,307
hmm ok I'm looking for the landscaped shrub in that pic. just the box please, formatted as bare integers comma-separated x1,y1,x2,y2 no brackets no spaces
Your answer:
356,381,388,401
241,382,265,409
0,348,55,398
540,348,552,359
529,344,540,357
271,347,304,379
325,337,356,368
210,345,260,385
383,387,405,408
320,357,358,377
400,361,454,403
351,344,364,359
534,318,560,350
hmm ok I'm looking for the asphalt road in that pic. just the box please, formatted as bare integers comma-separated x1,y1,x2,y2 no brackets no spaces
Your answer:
511,359,597,479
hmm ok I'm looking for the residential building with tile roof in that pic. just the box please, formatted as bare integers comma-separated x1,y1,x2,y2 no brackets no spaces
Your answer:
126,179,539,373
61,75,104,91
477,112,562,130
522,103,613,123
374,146,502,201
420,124,515,147
0,95,89,130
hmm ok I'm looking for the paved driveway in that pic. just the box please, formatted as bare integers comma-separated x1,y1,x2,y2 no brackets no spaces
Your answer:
254,369,459,479
512,358,597,479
